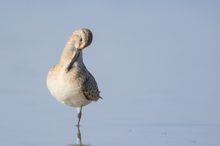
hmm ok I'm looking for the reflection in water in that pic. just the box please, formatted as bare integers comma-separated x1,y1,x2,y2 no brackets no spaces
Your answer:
67,126,91,146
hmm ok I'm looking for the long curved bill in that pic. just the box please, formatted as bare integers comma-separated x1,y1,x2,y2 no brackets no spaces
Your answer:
66,49,81,72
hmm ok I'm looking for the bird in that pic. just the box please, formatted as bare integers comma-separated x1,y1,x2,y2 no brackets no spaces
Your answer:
47,28,102,126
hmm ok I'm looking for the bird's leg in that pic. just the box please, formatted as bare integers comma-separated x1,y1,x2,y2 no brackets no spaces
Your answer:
76,124,82,145
76,106,82,126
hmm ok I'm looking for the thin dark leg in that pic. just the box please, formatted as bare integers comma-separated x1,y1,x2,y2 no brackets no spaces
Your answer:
76,125,82,145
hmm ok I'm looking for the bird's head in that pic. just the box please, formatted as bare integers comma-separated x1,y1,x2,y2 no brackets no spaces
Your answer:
68,28,93,50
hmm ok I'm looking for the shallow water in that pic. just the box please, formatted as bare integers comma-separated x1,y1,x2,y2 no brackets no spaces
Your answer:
1,91,220,146
69,124,220,146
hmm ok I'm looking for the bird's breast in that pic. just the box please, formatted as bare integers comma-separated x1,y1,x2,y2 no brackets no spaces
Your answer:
47,65,91,107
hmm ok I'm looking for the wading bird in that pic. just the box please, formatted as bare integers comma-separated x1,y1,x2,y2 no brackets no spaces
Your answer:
47,28,102,126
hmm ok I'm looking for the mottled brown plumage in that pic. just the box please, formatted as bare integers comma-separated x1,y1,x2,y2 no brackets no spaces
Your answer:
80,70,101,101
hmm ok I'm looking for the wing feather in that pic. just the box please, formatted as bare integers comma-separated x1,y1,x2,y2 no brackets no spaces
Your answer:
81,71,101,101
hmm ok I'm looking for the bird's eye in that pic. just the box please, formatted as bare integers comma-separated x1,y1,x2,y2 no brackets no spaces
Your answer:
80,38,83,42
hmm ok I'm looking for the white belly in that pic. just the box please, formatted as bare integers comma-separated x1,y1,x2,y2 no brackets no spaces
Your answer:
47,74,91,107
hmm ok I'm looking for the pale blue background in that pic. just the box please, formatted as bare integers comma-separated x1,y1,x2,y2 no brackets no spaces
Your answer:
0,0,219,146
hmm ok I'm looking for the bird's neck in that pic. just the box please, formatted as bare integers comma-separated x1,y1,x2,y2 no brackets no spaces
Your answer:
59,44,84,68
